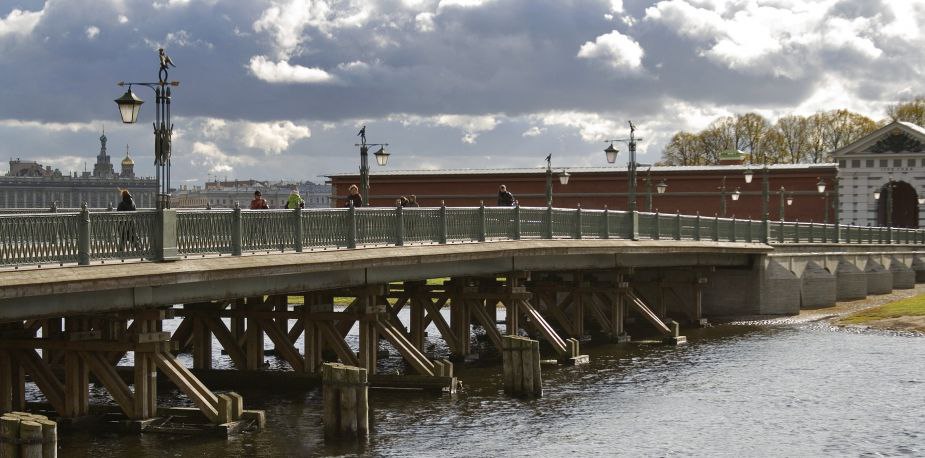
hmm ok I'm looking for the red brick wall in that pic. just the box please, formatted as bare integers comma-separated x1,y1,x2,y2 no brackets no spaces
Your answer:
330,166,838,223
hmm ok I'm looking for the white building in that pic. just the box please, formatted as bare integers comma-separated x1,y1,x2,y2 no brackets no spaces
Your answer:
833,121,925,228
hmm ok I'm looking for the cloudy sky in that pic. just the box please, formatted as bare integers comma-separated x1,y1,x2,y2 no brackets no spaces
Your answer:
1,0,923,185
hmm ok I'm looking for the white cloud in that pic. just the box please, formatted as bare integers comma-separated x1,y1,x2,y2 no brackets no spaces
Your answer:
253,0,373,59
190,141,256,174
34,155,86,174
248,56,334,84
153,0,191,9
0,7,44,38
392,113,499,143
85,26,100,40
239,121,311,153
438,0,493,10
522,126,546,137
118,15,129,24
0,119,99,133
577,30,644,71
415,12,435,32
609,0,624,13
531,111,622,143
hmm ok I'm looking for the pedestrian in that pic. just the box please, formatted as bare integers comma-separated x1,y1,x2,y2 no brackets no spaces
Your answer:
286,188,305,209
117,189,139,253
346,184,363,207
497,184,515,206
250,190,269,209
407,195,420,207
399,196,409,207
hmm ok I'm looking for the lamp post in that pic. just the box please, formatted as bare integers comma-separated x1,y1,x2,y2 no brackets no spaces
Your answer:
544,154,571,207
354,126,389,206
114,49,179,210
816,177,828,224
603,121,643,211
717,176,734,217
778,186,794,221
744,165,770,241
641,167,667,212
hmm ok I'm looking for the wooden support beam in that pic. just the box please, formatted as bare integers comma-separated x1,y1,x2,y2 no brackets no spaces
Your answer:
419,295,460,353
191,315,212,370
79,351,136,419
13,349,66,414
64,352,88,417
543,291,577,337
151,350,220,423
627,289,672,335
257,318,305,373
170,317,194,353
199,315,247,369
587,292,613,333
133,352,156,420
517,299,568,356
0,351,11,413
466,299,503,351
317,321,359,367
374,318,435,376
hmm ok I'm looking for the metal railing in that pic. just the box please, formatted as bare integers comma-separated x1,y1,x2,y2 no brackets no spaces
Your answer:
1,204,923,268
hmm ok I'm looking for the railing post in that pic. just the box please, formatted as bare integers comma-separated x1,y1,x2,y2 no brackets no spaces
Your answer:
155,207,179,261
545,206,553,239
395,203,404,246
574,204,583,239
347,202,357,249
761,218,769,244
746,217,752,243
50,202,58,213
232,202,243,256
809,221,815,243
439,201,448,244
794,220,800,243
674,211,682,240
478,201,486,242
628,210,639,240
712,215,719,242
293,206,303,252
602,206,610,239
822,221,828,243
694,212,701,241
730,216,736,242
834,220,840,244
887,226,893,244
778,220,784,243
653,211,660,240
512,204,521,240
77,203,90,266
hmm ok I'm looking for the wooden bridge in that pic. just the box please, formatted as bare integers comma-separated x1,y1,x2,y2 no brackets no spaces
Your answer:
1,204,923,432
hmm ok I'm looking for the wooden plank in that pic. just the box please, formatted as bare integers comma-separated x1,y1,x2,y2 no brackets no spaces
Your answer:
420,296,459,352
587,292,613,333
245,319,264,371
0,351,11,413
191,316,212,370
521,338,534,396
78,351,135,419
12,350,65,415
501,336,513,394
317,322,359,367
287,317,305,344
374,320,435,376
511,337,523,395
200,315,247,369
321,363,339,438
467,299,503,351
257,318,305,372
542,292,577,337
356,367,368,436
151,351,219,423
170,317,194,352
340,367,358,436
627,289,672,335
517,299,568,355
0,416,20,457
64,352,88,417
531,339,542,397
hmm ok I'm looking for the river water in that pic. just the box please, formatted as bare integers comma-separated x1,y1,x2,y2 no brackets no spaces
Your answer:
56,317,924,457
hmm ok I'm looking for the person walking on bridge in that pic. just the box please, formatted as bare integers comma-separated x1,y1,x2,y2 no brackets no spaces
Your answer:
286,188,305,209
250,190,269,209
346,184,363,208
117,189,139,254
497,184,515,206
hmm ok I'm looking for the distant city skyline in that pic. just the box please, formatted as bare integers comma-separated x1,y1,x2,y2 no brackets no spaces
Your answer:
1,1,923,182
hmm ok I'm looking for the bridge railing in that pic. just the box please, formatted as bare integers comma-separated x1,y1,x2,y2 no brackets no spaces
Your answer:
1,204,924,268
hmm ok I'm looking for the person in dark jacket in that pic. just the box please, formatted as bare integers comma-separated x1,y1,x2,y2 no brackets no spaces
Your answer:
117,190,139,253
346,184,363,207
497,184,515,206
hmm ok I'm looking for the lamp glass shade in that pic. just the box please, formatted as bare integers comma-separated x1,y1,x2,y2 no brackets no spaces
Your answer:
559,171,570,185
743,168,753,184
874,190,881,200
919,197,925,205
816,179,826,193
373,146,390,166
604,143,619,164
114,89,144,124
786,196,794,206
656,180,667,194
731,189,741,201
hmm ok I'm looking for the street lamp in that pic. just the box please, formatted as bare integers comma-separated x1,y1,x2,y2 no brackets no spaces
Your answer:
717,176,731,217
354,126,389,206
114,49,180,209
743,164,770,241
641,167,667,212
545,154,570,206
603,121,643,212
732,187,741,201
778,186,794,221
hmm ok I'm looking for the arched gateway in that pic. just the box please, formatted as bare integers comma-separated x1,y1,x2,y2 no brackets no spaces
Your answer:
876,181,920,228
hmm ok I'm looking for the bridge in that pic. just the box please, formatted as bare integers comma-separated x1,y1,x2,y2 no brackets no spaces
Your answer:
1,204,923,432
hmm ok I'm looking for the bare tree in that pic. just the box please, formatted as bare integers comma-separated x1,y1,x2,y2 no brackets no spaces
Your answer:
887,96,925,126
775,115,809,163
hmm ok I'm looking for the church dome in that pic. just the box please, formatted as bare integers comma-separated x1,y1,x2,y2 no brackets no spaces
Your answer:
122,155,134,166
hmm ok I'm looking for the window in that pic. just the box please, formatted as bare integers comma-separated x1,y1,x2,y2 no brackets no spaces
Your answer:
866,160,874,168
839,160,846,168
880,159,888,167
894,159,903,167
909,159,917,167
852,160,861,168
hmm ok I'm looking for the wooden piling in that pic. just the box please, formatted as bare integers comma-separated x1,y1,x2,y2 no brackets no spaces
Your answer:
0,413,56,458
501,336,542,397
322,363,369,440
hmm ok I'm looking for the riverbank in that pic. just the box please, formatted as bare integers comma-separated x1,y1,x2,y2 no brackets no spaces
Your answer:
796,284,925,334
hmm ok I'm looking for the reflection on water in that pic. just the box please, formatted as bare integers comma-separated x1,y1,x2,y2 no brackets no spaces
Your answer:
56,320,924,457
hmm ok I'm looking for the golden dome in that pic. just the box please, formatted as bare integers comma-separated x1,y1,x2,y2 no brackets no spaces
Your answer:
122,155,134,166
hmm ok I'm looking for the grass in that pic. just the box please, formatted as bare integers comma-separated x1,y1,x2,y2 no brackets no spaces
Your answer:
840,294,925,324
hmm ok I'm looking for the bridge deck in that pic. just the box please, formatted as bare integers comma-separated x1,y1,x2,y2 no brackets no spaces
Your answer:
0,240,769,321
